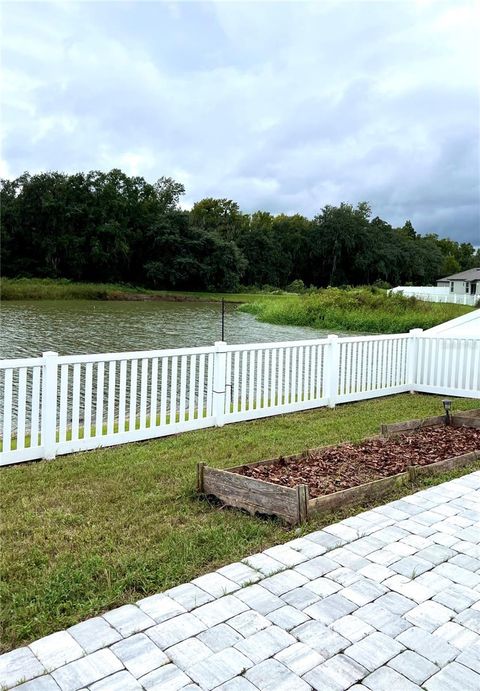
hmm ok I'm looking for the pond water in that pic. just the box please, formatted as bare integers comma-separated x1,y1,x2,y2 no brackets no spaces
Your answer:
0,300,329,359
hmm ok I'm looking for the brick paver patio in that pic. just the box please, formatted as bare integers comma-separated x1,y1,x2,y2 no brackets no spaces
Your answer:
2,472,480,690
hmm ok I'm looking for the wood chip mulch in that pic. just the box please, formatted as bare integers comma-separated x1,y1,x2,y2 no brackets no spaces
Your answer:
235,426,480,498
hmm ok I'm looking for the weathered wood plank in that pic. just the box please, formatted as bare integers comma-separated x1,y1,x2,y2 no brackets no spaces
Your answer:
381,415,446,437
307,472,409,516
202,465,300,524
451,415,480,429
408,450,480,480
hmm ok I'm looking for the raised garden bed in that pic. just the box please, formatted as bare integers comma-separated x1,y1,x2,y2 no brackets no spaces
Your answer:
197,410,480,524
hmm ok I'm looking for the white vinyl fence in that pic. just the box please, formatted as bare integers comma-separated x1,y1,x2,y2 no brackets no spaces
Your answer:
390,287,478,307
1,330,479,466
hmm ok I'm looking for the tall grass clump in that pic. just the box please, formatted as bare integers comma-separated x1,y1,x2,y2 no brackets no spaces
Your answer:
240,287,474,334
0,278,151,300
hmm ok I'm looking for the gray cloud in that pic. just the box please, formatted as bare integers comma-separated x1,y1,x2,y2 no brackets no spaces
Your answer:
1,0,479,243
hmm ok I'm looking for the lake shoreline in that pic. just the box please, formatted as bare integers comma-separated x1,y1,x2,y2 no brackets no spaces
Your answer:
1,278,284,304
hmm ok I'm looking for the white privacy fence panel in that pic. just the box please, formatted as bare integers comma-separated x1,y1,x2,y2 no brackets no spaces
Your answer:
1,332,478,466
415,336,480,397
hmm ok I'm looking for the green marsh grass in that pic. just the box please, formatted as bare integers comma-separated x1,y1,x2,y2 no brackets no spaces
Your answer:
240,287,475,333
0,277,292,304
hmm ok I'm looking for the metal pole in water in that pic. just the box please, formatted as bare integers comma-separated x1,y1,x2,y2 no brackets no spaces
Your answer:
221,298,225,341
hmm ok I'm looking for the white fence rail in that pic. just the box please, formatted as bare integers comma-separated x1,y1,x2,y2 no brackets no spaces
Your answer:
1,331,479,466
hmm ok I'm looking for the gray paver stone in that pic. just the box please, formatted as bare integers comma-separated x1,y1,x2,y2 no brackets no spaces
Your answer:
382,574,432,603
51,649,123,691
187,647,252,690
215,678,258,691
388,650,439,685
363,666,421,690
30,631,84,670
330,615,375,643
226,610,272,637
434,562,480,588
292,620,349,659
285,537,328,558
274,642,324,676
266,604,309,630
340,579,387,606
433,583,480,612
197,623,243,652
305,530,346,550
147,613,206,649
455,608,480,633
306,577,342,599
390,555,433,578
139,662,192,690
416,544,456,565
354,602,411,637
450,554,480,571
245,658,311,691
242,553,285,576
327,548,370,571
234,625,295,664
304,653,367,691
102,605,155,637
164,583,213,611
304,593,357,624
357,564,394,583
68,617,121,654
404,601,453,632
261,569,309,596
136,594,186,623
14,677,60,691
191,595,248,628
110,632,168,678
456,641,480,673
346,537,385,557
375,592,416,615
263,545,308,567
344,631,404,671
396,626,457,666
281,585,320,609
327,567,363,587
295,555,338,579
233,584,284,615
191,573,239,598
433,621,479,649
165,637,211,671
89,670,143,690
217,562,262,586
424,661,480,691
0,647,46,688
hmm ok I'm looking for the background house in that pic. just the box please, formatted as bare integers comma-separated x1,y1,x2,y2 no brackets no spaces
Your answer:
437,268,480,296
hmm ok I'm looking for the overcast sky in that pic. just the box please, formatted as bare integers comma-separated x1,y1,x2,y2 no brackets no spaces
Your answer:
2,0,479,243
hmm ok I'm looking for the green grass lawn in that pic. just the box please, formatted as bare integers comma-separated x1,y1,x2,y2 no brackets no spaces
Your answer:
1,393,479,651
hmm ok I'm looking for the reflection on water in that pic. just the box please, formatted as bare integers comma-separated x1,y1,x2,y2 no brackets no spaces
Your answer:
0,300,329,359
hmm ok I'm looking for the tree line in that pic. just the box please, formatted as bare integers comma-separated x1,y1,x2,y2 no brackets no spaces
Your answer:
1,169,478,292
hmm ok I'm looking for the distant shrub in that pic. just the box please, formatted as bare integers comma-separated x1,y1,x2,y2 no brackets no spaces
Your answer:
286,279,305,293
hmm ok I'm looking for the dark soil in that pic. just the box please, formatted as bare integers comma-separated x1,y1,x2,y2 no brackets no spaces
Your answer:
236,426,480,498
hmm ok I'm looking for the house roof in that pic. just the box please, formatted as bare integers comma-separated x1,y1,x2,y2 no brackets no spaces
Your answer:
438,267,480,282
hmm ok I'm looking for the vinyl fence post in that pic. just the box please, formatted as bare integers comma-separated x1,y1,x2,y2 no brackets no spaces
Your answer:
326,334,340,408
213,341,227,427
407,328,423,393
41,351,58,460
